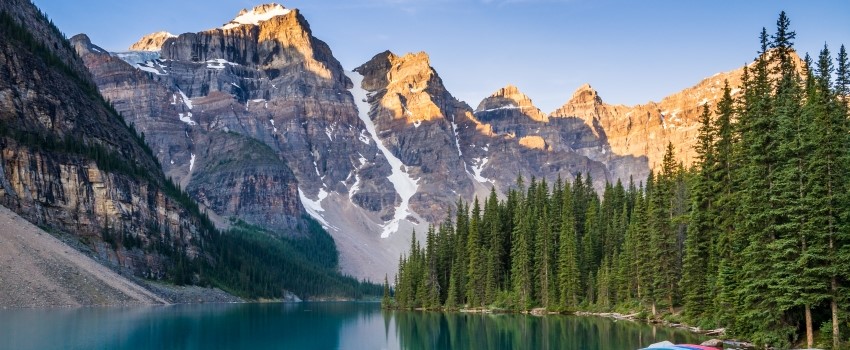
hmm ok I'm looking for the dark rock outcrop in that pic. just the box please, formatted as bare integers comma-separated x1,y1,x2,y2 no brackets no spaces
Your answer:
0,0,215,278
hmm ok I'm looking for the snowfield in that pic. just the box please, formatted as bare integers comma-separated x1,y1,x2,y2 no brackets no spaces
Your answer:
346,71,420,238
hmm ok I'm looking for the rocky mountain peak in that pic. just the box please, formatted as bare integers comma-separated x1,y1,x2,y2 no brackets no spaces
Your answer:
222,3,292,30
475,84,547,122
569,83,602,105
128,31,176,51
548,83,605,126
356,50,447,124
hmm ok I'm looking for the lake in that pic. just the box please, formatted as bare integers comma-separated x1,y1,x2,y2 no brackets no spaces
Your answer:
0,302,706,349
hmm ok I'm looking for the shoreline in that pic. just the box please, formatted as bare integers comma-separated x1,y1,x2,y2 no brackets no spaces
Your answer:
385,306,753,348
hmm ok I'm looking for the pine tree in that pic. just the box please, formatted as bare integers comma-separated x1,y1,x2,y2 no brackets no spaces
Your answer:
735,19,795,347
806,45,848,350
536,205,554,308
425,225,441,309
649,143,679,315
382,274,391,308
466,197,484,308
558,189,580,310
453,199,469,306
445,269,459,310
682,105,716,322
712,81,739,327
511,200,532,310
484,188,503,305
635,178,653,308
596,255,611,308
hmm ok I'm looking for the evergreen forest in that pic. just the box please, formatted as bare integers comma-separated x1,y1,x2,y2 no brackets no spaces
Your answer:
389,12,850,349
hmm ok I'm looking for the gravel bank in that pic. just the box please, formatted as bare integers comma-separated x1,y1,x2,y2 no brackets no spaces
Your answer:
0,205,242,308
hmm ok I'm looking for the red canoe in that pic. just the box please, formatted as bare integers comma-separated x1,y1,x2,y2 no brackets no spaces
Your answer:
675,345,720,350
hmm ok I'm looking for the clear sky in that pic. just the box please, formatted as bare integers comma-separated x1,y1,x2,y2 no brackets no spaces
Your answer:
34,0,850,112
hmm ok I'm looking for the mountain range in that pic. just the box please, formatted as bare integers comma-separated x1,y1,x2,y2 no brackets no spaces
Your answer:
5,2,774,283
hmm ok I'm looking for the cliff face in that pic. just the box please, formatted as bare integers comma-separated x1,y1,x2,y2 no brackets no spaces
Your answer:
549,54,801,169
473,84,648,188
0,0,214,278
73,33,306,234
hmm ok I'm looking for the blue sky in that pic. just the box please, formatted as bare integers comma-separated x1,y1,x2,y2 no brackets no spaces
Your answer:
34,0,849,112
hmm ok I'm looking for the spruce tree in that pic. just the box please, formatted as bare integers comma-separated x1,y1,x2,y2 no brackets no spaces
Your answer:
536,205,554,308
735,19,794,347
484,188,503,305
682,105,716,322
712,81,740,328
445,268,459,310
466,198,484,308
382,274,391,308
649,143,678,315
558,190,580,310
807,45,848,350
453,199,469,306
510,201,532,310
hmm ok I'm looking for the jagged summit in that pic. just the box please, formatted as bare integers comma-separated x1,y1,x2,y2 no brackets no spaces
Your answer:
566,83,603,106
356,50,447,123
221,3,292,30
475,84,548,122
128,31,176,51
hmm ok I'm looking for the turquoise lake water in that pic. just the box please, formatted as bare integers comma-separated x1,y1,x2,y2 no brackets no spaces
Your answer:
0,302,705,349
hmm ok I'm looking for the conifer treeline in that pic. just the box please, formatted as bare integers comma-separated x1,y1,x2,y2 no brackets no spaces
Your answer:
389,12,849,348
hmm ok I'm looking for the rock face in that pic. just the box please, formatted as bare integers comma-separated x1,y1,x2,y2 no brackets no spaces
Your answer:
549,54,801,170
129,31,175,51
354,51,476,223
0,0,214,278
73,33,308,234
474,84,648,187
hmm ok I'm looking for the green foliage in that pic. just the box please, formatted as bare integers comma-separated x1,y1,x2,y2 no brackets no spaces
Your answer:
202,219,380,299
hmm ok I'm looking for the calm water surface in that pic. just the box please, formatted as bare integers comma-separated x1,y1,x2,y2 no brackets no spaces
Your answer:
0,302,705,349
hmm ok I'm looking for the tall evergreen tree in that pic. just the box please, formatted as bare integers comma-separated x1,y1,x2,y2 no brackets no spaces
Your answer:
558,188,580,309
712,81,741,328
806,44,848,350
466,198,484,308
682,105,717,321
511,200,532,310
484,188,503,305
382,274,391,308
649,143,679,314
734,26,785,345
536,205,554,308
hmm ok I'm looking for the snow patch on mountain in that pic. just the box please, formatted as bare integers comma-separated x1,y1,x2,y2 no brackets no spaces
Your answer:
298,188,331,228
206,58,239,69
347,71,419,238
450,120,462,156
358,130,371,145
222,4,292,30
178,113,196,126
469,157,492,183
114,51,161,65
177,89,193,110
475,104,521,114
